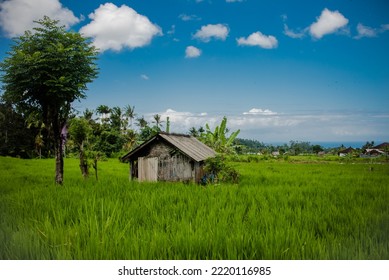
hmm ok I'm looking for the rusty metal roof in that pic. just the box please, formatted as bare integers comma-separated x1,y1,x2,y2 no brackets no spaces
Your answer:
121,132,216,162
159,133,216,162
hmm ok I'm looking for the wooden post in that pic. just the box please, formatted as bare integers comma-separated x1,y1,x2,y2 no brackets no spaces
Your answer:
129,161,133,181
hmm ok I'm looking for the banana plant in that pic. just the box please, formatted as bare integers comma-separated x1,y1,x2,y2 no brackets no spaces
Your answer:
202,116,240,154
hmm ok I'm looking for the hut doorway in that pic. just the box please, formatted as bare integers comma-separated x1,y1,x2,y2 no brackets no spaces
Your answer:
138,157,158,182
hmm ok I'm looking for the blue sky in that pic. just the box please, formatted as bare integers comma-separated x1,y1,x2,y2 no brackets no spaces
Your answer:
0,0,388,143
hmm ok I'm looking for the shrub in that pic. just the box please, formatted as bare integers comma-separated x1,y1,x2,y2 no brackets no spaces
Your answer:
203,155,240,184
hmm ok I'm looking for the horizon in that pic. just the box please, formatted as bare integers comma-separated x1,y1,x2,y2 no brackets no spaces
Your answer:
0,0,388,143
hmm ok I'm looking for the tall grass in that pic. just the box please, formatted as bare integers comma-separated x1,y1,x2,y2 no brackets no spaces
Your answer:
0,156,388,259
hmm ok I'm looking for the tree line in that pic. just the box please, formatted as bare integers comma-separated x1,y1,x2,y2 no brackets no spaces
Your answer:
0,17,377,185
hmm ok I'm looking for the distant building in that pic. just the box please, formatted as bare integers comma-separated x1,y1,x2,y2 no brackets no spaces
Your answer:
121,132,216,183
359,142,388,158
338,147,354,157
373,142,389,150
363,149,385,157
271,151,280,157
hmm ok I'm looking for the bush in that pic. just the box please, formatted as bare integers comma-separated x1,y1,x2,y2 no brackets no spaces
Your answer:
247,155,259,163
203,155,240,184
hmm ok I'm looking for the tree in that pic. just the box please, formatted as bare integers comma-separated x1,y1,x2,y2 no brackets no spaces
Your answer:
0,101,36,157
83,108,94,123
123,105,136,129
362,141,375,151
25,111,46,158
189,127,199,137
95,129,124,157
289,141,312,155
69,117,91,178
152,114,164,130
110,106,122,131
201,116,240,154
312,144,324,154
136,116,148,129
123,129,138,151
0,17,98,184
96,105,111,125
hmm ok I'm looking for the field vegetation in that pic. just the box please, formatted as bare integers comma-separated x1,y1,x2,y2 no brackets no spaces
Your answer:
1,156,388,260
1,15,388,261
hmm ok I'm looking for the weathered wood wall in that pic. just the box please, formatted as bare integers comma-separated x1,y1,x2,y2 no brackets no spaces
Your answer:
135,141,205,183
158,154,193,181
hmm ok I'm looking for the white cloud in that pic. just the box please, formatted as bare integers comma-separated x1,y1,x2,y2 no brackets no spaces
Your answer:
230,115,302,129
185,46,202,58
283,24,306,39
179,14,201,21
0,0,80,37
381,24,389,32
154,109,214,132
309,8,349,39
140,74,149,80
237,31,278,49
167,25,175,35
243,108,278,116
354,23,389,39
355,23,377,39
193,24,229,42
226,0,244,2
153,109,290,135
141,109,389,142
79,3,162,52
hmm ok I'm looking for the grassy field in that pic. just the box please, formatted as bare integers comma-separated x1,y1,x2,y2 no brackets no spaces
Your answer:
0,156,388,259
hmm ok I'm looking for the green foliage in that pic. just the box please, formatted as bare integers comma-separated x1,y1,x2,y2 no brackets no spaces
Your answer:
0,101,36,158
204,155,240,184
0,157,388,259
235,138,267,154
152,114,164,130
68,118,91,148
137,124,160,142
0,17,98,184
201,116,240,154
95,130,125,157
288,141,313,155
68,117,92,178
1,17,98,119
110,106,122,131
122,129,138,151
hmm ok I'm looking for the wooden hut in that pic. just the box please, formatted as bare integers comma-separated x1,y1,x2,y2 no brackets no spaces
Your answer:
338,147,354,157
121,132,216,183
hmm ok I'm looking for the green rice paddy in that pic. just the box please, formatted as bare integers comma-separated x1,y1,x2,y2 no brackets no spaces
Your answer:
0,156,388,259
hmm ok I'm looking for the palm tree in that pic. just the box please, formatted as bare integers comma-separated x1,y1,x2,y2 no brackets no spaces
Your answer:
189,127,198,137
189,126,204,138
123,129,138,151
136,116,148,129
152,114,164,130
96,105,111,125
110,106,122,131
83,108,94,123
124,105,136,129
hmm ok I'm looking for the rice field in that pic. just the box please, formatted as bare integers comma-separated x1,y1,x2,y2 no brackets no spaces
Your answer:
0,156,388,259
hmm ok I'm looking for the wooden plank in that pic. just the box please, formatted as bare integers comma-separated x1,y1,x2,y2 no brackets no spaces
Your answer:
138,157,158,182
148,157,158,181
